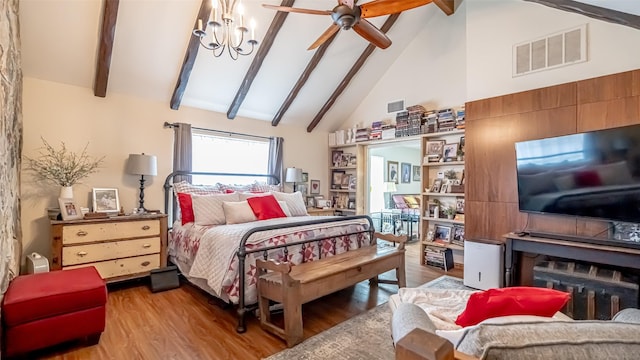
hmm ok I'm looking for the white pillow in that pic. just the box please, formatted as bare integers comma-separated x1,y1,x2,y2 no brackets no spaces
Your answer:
192,193,239,225
238,191,271,201
435,314,563,347
222,201,257,224
278,201,292,217
272,191,309,216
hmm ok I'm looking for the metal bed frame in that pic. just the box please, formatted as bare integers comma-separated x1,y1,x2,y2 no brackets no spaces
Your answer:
163,171,375,332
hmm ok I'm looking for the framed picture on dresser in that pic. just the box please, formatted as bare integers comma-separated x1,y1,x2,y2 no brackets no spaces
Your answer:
58,198,83,220
92,188,120,214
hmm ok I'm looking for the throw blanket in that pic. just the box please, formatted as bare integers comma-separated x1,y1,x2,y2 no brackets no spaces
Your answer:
398,287,478,330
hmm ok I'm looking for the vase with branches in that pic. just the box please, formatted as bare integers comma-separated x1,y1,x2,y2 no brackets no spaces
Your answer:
25,138,104,198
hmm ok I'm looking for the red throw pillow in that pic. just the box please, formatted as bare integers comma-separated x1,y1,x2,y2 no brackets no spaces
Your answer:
455,287,570,327
247,195,286,220
177,193,194,225
574,170,602,187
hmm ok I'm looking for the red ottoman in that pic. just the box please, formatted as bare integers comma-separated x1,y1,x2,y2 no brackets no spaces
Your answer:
2,266,107,357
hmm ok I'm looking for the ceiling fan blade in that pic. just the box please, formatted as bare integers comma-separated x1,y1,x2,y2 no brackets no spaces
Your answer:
262,4,331,16
352,19,391,49
361,0,432,18
308,24,341,50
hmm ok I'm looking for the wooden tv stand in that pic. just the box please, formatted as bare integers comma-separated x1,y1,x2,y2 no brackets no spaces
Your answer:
504,233,640,287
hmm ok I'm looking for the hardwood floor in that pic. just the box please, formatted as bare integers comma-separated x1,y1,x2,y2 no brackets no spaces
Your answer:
39,241,462,360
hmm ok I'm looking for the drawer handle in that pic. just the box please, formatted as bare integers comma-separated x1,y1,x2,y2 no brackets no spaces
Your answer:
76,231,88,236
77,251,88,257
142,225,151,230
143,244,151,248
141,261,151,267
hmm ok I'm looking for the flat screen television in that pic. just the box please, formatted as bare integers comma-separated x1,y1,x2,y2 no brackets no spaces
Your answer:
515,124,640,224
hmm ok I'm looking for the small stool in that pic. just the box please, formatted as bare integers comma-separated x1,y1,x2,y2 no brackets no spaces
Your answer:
2,266,107,357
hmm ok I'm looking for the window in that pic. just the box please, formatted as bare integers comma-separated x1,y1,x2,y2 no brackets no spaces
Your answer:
191,131,270,185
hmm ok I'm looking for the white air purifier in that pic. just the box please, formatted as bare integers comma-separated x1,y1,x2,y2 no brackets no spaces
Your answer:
464,240,503,290
26,252,50,274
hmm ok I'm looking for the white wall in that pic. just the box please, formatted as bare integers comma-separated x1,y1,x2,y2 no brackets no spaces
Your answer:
21,77,328,263
466,0,640,101
341,0,640,131
343,2,468,129
369,144,422,195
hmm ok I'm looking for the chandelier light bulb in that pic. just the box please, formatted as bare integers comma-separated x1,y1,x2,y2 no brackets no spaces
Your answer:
193,0,258,60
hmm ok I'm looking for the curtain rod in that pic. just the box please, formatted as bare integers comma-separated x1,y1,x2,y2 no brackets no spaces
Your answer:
163,122,273,141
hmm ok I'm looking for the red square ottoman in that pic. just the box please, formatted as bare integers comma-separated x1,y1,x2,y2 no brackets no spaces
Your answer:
2,266,107,357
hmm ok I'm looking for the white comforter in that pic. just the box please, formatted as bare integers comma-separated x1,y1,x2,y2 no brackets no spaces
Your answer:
398,287,478,330
172,216,370,304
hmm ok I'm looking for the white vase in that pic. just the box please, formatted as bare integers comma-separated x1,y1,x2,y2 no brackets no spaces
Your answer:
59,186,73,199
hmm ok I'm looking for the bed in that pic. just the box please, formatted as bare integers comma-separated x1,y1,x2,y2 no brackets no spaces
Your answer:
163,171,374,332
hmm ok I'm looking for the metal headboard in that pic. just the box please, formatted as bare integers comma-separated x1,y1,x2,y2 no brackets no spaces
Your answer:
163,171,281,225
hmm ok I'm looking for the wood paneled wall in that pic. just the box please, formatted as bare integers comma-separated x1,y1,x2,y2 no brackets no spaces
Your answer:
465,69,640,242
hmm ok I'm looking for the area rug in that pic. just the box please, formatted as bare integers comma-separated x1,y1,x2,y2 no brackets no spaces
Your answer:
263,275,467,360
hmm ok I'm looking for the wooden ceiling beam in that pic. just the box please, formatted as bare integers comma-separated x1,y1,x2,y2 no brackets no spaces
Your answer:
306,13,400,133
170,0,212,110
227,0,296,120
94,0,120,98
271,31,339,127
524,0,640,30
433,0,454,16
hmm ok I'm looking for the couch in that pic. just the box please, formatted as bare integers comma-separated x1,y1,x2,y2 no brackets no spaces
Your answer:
391,301,640,360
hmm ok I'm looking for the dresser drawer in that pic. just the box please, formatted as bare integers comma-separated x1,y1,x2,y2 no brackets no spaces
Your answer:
62,237,161,266
62,220,160,245
65,254,160,279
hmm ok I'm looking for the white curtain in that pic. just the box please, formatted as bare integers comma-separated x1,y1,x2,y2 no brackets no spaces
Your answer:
0,0,23,297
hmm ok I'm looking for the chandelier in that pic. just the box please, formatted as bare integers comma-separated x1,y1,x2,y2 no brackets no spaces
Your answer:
193,0,258,60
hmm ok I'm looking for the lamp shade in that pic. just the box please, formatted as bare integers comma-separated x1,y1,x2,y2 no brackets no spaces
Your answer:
383,181,397,192
285,167,303,183
126,154,158,176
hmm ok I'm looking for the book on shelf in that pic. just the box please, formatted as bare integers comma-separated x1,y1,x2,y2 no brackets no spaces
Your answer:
424,246,454,271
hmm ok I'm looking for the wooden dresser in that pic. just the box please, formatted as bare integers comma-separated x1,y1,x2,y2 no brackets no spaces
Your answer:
307,208,336,216
50,214,168,283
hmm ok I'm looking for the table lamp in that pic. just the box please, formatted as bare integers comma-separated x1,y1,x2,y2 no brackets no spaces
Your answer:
383,181,397,209
285,167,303,192
126,153,157,212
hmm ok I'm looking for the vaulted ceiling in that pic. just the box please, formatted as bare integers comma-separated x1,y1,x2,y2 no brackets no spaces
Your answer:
19,0,639,132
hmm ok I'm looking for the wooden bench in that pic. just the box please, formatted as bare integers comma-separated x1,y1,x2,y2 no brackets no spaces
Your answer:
256,232,407,347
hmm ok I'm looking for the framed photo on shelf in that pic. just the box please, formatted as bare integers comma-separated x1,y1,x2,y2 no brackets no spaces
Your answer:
340,153,351,167
298,183,308,195
341,174,351,189
456,198,465,214
301,172,309,183
92,188,120,214
58,198,83,220
331,170,345,189
310,179,320,194
434,224,452,243
412,165,421,182
387,161,399,184
430,179,442,193
400,162,411,183
331,150,343,167
426,140,445,162
348,176,357,191
442,143,459,161
452,225,465,243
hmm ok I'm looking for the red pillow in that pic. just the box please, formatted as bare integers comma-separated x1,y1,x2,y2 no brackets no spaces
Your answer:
455,287,570,327
177,193,194,225
574,170,602,187
247,195,286,220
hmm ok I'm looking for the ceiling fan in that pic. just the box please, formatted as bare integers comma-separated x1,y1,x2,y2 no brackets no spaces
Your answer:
263,0,433,50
